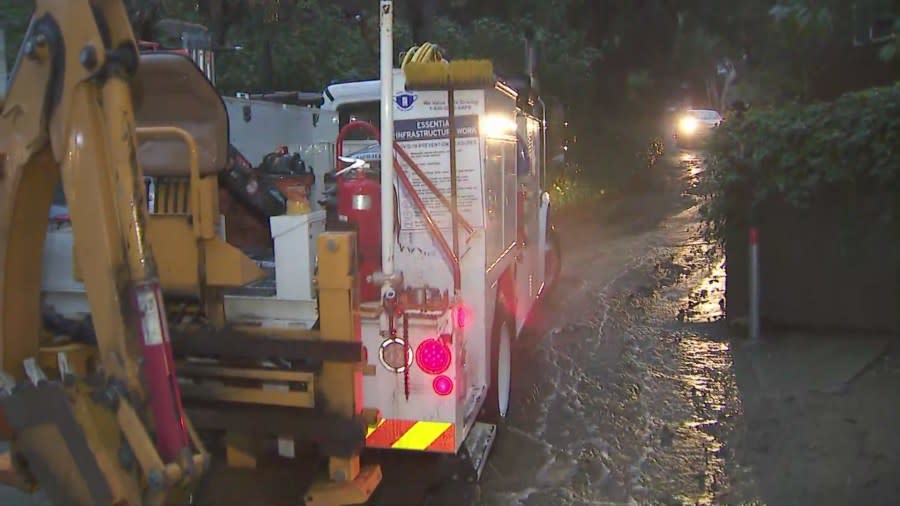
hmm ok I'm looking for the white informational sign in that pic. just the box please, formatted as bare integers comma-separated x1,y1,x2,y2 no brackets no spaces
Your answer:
393,89,486,232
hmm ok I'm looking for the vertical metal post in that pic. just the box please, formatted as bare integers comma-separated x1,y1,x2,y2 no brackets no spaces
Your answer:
749,226,760,340
537,97,547,189
447,87,461,292
379,0,395,287
208,47,216,86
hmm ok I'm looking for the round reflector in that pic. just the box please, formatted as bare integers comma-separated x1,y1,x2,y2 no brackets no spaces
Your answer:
415,338,452,375
433,375,454,396
379,338,412,373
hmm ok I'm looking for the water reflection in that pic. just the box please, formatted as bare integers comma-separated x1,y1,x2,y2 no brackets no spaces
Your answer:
679,151,705,177
672,335,741,505
679,255,726,323
670,257,742,504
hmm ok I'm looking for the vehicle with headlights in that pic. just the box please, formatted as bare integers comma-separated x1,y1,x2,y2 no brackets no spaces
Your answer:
320,73,563,449
674,108,722,149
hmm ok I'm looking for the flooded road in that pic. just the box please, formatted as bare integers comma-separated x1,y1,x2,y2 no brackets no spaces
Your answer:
477,151,738,505
475,150,900,506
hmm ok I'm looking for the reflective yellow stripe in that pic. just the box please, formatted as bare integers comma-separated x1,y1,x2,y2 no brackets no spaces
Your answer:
391,421,452,450
366,418,385,438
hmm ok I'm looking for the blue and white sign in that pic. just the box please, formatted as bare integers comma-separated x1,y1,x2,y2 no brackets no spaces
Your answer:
393,88,486,233
394,116,479,142
394,92,418,111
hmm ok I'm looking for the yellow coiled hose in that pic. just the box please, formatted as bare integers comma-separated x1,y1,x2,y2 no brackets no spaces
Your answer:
400,41,446,68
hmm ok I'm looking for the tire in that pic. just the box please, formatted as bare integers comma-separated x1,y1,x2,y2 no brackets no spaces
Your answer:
542,225,562,297
480,306,513,425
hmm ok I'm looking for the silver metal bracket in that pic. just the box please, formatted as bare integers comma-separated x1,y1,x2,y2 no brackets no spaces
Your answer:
369,270,404,289
461,421,497,481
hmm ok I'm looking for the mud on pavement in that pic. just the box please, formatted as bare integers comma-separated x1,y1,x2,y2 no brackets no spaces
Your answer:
477,152,720,505
475,152,900,506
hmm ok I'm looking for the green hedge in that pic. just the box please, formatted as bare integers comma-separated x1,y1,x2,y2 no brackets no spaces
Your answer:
700,82,900,245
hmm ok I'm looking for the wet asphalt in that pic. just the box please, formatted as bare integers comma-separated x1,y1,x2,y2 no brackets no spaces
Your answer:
476,152,715,505
475,150,900,506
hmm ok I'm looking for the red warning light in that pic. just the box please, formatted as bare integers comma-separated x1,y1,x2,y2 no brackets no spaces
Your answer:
453,304,472,329
415,338,451,375
433,375,454,396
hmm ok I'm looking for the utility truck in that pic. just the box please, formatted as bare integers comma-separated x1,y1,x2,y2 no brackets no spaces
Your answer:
40,52,562,470
29,2,561,503
319,61,563,441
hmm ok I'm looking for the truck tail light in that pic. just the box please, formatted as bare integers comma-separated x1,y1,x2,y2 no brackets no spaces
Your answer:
415,338,451,375
453,304,471,329
433,375,454,396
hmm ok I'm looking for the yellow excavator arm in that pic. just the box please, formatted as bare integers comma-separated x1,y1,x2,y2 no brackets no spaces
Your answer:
0,0,208,504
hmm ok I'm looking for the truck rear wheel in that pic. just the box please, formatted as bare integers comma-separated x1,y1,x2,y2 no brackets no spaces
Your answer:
543,224,562,296
480,306,513,424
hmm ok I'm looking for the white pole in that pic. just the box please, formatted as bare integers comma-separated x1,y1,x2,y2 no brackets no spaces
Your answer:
749,226,760,341
379,0,395,286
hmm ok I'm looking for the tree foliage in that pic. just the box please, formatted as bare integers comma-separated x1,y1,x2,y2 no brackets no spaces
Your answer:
3,0,900,199
770,0,899,53
3,0,899,105
1,0,33,65
700,82,900,246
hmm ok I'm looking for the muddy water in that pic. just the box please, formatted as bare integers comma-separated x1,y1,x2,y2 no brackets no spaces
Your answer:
660,335,741,505
479,149,760,505
679,151,705,178
678,255,725,324
631,238,758,506
478,247,752,506
471,150,900,506
479,235,742,504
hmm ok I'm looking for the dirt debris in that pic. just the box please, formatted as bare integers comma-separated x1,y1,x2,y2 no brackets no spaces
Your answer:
476,153,900,506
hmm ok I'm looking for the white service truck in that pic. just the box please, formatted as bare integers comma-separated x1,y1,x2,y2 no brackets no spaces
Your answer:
39,53,561,483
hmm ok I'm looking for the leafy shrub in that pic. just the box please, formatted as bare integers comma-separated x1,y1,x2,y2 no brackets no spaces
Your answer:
548,162,593,209
700,82,900,245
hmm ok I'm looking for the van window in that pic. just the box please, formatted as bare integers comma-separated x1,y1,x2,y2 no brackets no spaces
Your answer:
689,109,722,122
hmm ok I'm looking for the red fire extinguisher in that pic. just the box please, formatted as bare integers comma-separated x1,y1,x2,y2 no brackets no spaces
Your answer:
337,170,382,301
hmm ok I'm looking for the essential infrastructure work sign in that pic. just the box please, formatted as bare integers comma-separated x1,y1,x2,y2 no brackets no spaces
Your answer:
393,89,486,232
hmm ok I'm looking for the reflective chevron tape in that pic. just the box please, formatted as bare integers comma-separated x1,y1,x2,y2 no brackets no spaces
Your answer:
365,419,456,453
